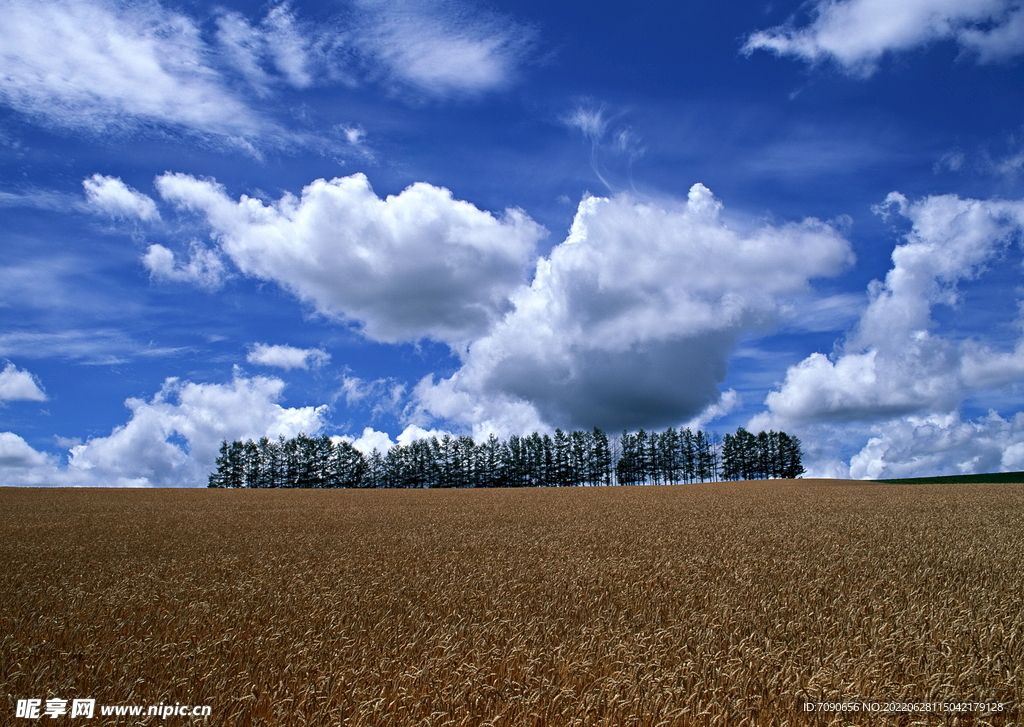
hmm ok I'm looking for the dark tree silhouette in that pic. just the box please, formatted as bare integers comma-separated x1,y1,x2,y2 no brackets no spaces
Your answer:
209,425,803,488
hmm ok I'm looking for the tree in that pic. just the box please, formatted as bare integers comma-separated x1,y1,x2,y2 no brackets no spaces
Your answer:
616,431,641,486
502,435,527,487
328,440,366,488
751,431,765,479
366,449,386,488
634,430,650,484
290,433,321,488
726,428,757,480
679,428,696,483
647,429,664,485
569,429,590,487
552,429,571,486
477,433,503,488
208,440,230,488
659,427,681,485
779,432,805,479
590,428,612,486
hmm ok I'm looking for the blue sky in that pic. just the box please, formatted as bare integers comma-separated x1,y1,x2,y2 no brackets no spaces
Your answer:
4,0,1024,485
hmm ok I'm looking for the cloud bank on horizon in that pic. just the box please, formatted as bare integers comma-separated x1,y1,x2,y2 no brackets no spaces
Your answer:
2,0,1024,485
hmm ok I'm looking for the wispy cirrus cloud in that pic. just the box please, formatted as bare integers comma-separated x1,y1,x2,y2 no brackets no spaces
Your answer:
351,0,537,97
0,188,85,213
0,0,267,139
562,102,646,192
0,0,537,148
214,3,341,94
744,0,1024,75
0,329,184,364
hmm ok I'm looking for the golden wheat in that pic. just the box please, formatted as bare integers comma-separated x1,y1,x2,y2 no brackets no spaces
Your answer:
1,481,1021,726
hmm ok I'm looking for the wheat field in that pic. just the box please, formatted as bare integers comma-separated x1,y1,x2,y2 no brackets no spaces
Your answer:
2,481,1021,726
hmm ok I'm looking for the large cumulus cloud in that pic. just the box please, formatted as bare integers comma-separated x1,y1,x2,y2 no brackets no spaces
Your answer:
752,191,1024,477
758,192,1024,427
156,172,545,344
414,184,854,436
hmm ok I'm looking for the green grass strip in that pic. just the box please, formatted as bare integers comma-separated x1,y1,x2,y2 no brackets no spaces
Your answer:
873,471,1024,484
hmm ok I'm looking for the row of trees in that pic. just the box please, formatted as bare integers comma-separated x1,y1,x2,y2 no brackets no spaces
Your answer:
208,427,803,488
616,428,721,485
721,428,805,481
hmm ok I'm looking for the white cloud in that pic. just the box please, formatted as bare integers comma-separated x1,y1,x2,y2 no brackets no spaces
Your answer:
0,432,52,467
757,191,1024,429
339,125,366,146
83,174,159,221
0,363,46,401
0,329,182,365
684,388,740,431
352,0,534,96
155,172,545,344
0,372,327,487
63,372,327,487
413,185,854,437
744,0,1024,75
564,106,609,141
779,292,865,333
340,376,374,405
0,432,59,485
335,125,374,159
394,424,451,446
215,4,326,93
751,191,1024,478
848,411,1024,479
0,188,84,212
339,375,406,418
142,243,225,289
346,426,395,454
0,0,266,138
0,0,535,145
959,4,1024,63
562,103,646,191
341,423,449,454
247,343,330,370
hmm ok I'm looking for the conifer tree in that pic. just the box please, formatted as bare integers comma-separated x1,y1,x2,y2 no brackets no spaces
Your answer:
591,427,612,486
